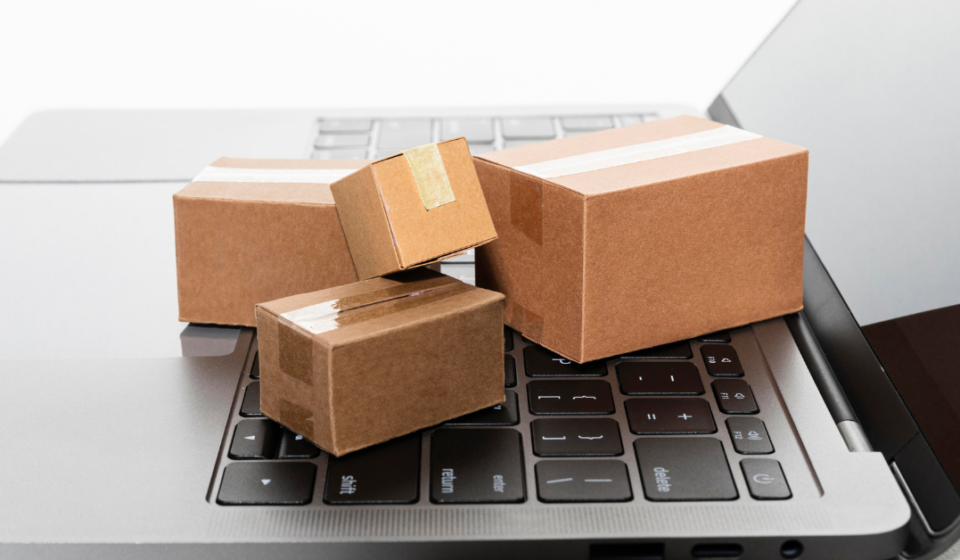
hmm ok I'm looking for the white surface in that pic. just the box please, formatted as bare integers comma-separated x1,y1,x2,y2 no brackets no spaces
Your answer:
193,166,356,184
0,0,794,145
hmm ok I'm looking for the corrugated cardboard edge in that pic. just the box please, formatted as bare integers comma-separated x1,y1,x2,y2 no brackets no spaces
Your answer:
476,147,809,364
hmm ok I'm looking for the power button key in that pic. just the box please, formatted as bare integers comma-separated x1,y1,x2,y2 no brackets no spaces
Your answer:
741,459,791,500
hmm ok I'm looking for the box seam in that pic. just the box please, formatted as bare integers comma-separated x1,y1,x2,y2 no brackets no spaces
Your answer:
369,163,404,269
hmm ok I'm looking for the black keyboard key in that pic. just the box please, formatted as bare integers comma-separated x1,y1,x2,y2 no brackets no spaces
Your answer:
505,355,517,388
617,362,704,395
524,345,607,377
697,331,731,343
621,341,692,360
625,398,716,434
239,382,263,417
250,352,260,379
531,418,622,456
700,344,743,377
712,379,759,414
504,326,514,352
528,380,615,415
430,429,525,503
217,462,316,505
726,418,773,454
446,391,519,426
535,460,632,502
278,430,321,459
634,438,737,501
229,419,281,460
324,434,420,504
741,459,791,500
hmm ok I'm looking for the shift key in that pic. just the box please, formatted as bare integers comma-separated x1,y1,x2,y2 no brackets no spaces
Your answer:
431,429,525,503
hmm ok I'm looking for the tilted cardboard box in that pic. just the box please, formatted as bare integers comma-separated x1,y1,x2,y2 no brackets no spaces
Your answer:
255,269,505,456
474,115,808,363
173,157,364,327
330,138,497,280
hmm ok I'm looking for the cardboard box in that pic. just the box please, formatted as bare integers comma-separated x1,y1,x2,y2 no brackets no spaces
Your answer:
255,268,505,456
330,138,497,280
173,157,364,327
474,115,808,363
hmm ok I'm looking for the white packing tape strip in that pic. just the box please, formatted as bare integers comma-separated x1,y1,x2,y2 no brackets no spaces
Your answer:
280,300,341,335
193,166,358,184
513,125,763,179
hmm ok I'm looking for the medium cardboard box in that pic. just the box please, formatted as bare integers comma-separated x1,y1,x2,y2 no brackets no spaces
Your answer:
330,138,497,280
173,157,364,327
474,115,808,363
255,268,505,456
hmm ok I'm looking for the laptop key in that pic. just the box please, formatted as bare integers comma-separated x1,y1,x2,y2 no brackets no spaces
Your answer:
531,418,623,456
634,437,737,501
312,148,368,160
726,417,773,454
701,345,744,377
430,428,525,503
619,115,644,126
697,330,731,343
324,434,420,504
561,116,613,131
445,390,519,426
278,429,321,459
625,398,716,434
442,118,494,143
319,119,372,133
378,119,433,152
617,362,704,395
502,117,555,139
505,355,517,388
528,380,615,415
217,462,316,505
741,459,791,500
249,352,260,379
314,133,369,149
468,143,497,155
712,379,759,414
503,139,548,149
621,341,693,360
504,326,514,352
524,345,607,377
229,419,281,460
536,460,631,502
239,382,262,417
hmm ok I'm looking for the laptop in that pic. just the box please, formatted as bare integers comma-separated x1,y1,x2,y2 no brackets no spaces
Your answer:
1,0,959,558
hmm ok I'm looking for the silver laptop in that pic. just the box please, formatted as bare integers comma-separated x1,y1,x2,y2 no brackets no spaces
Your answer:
2,1,959,558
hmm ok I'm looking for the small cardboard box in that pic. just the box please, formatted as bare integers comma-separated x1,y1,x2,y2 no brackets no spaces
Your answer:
255,269,505,456
474,115,808,363
173,157,365,327
330,138,497,280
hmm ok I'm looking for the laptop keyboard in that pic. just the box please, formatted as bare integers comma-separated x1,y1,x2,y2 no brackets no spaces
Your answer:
309,114,662,160
214,326,796,506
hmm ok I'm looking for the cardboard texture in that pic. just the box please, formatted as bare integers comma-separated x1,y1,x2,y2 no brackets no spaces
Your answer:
475,115,808,363
256,269,505,456
173,157,364,327
330,138,498,280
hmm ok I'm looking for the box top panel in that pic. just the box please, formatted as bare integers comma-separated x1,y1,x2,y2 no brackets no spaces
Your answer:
478,116,806,197
257,269,503,346
176,157,368,205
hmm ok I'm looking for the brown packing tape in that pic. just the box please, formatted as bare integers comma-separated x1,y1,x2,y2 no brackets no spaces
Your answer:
506,300,544,344
279,269,476,336
278,321,314,386
279,398,316,442
509,172,543,246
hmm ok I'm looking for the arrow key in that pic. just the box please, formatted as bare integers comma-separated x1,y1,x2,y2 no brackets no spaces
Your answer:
278,429,321,459
229,419,282,460
217,462,316,505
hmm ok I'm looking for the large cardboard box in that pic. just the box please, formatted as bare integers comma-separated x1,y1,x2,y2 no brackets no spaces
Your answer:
474,115,808,363
255,269,505,456
173,157,364,327
330,138,497,280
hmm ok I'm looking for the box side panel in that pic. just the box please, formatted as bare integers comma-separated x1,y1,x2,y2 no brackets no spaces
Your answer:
257,306,335,452
540,183,587,362
376,139,498,269
330,166,401,280
581,151,808,361
173,196,358,327
327,299,505,456
474,159,546,340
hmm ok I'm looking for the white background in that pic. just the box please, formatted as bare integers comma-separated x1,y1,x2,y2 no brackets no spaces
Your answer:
0,0,793,144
